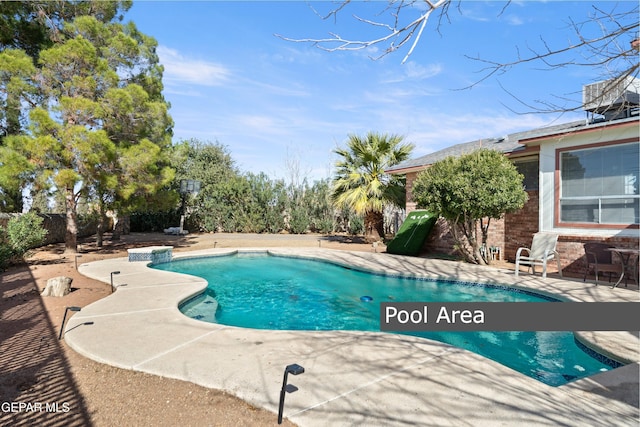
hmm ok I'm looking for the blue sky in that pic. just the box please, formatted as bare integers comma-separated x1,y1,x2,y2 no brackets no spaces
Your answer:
126,1,635,182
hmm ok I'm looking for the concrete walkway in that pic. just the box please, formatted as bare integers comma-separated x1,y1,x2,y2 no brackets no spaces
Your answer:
66,248,640,426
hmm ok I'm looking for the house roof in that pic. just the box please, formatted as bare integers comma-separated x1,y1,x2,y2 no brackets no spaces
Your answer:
519,114,639,144
386,120,586,174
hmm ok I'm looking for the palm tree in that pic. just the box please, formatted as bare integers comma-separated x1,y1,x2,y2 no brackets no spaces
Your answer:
331,131,414,242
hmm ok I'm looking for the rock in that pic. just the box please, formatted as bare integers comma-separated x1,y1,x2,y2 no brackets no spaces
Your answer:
41,276,73,297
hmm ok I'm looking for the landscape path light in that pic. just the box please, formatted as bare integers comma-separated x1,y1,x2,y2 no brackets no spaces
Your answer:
277,363,304,424
58,306,81,340
110,271,121,293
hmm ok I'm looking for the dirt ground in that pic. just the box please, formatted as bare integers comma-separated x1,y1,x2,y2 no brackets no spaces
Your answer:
0,232,377,427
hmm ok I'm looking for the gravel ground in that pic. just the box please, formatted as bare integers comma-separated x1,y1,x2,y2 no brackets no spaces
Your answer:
0,232,376,427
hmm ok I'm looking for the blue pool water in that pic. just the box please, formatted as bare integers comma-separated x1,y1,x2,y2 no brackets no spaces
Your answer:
153,253,620,386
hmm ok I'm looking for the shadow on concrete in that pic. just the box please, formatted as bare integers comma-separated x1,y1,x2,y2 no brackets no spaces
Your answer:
320,235,367,245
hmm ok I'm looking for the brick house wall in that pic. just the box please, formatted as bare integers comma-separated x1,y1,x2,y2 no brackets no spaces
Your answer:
422,218,455,255
405,171,418,213
504,190,539,261
557,235,639,276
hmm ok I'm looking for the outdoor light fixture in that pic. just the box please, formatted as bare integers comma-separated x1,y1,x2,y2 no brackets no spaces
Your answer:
277,363,304,424
110,271,121,293
58,306,81,340
74,254,82,270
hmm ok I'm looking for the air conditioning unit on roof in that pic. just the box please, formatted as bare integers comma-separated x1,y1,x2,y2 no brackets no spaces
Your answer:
582,76,640,115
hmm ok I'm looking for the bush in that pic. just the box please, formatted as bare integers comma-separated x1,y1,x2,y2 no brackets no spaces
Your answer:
7,212,47,256
348,214,364,235
314,217,335,234
288,206,310,234
0,228,12,270
0,244,13,271
0,213,48,269
130,210,181,232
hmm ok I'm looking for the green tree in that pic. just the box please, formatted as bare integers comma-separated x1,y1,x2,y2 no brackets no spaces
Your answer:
0,48,37,211
0,1,133,140
286,181,309,234
304,179,334,233
245,172,287,233
412,149,528,265
331,131,413,242
0,15,173,252
0,1,131,59
170,139,242,232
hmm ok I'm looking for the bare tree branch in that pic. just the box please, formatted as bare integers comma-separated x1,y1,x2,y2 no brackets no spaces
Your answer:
280,1,638,115
276,0,453,63
463,5,639,114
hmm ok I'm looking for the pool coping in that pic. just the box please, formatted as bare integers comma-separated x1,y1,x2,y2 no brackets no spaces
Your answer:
67,248,640,426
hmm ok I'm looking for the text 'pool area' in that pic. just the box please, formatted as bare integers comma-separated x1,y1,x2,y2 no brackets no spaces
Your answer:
153,253,621,386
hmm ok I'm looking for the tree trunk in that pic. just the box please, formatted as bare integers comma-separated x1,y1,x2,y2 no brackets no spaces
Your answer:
468,220,487,266
64,187,78,253
449,220,488,265
364,210,384,243
479,217,491,265
96,201,107,247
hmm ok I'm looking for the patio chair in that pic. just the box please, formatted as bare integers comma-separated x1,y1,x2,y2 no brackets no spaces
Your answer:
515,232,562,278
582,242,623,286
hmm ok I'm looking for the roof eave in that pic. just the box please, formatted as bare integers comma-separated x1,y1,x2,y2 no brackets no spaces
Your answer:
386,165,428,175
520,116,639,145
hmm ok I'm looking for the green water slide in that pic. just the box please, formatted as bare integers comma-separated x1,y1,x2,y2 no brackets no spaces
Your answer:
386,210,437,256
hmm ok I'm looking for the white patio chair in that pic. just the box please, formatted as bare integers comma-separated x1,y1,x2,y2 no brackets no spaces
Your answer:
515,232,562,278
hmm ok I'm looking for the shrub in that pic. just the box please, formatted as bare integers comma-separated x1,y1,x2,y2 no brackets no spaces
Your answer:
7,212,47,256
0,228,12,270
0,213,47,269
130,210,181,232
288,206,310,234
314,217,335,234
348,214,364,235
413,148,527,264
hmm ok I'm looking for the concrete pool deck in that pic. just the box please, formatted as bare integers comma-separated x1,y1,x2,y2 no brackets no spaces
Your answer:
66,248,639,426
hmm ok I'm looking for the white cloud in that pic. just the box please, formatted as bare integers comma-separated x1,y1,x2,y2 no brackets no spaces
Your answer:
404,62,443,80
505,15,524,26
158,46,231,87
245,80,310,97
380,61,443,84
237,115,280,133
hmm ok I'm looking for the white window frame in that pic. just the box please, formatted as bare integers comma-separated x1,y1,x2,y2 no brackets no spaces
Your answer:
558,141,639,227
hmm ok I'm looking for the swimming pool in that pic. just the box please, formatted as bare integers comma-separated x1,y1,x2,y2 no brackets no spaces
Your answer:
153,253,620,386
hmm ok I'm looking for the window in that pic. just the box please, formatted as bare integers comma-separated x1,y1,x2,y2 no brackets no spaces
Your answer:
559,142,639,225
514,159,539,191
